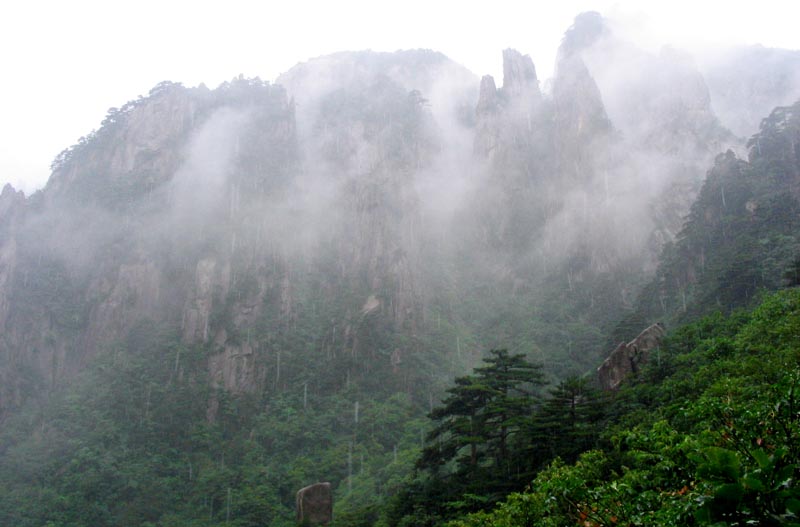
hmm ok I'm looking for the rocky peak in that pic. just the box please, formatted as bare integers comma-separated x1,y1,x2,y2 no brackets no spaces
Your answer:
476,75,499,115
553,53,611,140
45,83,201,203
553,13,613,139
0,184,25,222
501,49,541,102
1,183,21,199
473,75,501,156
473,50,542,157
44,78,296,212
647,47,721,151
559,13,726,157
559,11,608,59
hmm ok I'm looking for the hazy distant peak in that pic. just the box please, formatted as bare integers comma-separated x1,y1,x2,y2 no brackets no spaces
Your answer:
476,75,499,115
277,48,478,138
501,49,541,101
277,49,475,91
0,183,25,222
553,53,612,139
559,11,609,59
699,45,800,137
1,183,19,199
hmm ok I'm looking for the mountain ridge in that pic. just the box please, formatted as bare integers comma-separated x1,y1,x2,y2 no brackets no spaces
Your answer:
1,12,800,526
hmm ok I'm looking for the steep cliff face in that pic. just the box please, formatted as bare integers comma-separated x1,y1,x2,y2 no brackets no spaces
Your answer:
85,260,163,350
748,102,800,198
0,185,24,329
0,79,302,416
502,49,541,101
554,13,612,143
541,12,741,274
474,49,545,161
278,50,476,349
0,185,27,412
449,14,769,377
474,75,501,156
2,30,797,420
183,257,229,344
633,100,800,326
552,52,613,184
0,53,480,417
47,83,203,209
4,20,800,527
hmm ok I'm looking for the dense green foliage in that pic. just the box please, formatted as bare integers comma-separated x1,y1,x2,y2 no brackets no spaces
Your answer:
0,318,431,526
0,72,472,527
386,355,606,526
638,101,800,326
445,288,800,526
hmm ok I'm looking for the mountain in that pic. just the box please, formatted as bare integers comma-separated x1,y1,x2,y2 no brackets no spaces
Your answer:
442,287,800,527
388,68,800,527
617,99,800,337
1,11,799,527
435,97,800,527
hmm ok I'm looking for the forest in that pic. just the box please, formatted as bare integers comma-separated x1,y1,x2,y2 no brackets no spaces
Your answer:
1,12,800,527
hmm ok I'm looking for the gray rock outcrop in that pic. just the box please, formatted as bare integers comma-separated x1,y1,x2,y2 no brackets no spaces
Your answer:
598,322,666,390
501,48,541,102
474,75,500,157
296,482,332,526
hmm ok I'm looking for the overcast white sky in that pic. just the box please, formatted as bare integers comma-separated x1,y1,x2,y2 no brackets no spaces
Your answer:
1,0,799,194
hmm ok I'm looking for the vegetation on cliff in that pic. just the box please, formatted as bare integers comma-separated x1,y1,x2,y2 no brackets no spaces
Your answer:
444,288,800,526
0,15,799,526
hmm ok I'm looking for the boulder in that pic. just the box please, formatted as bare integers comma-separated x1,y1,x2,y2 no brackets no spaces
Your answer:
598,323,665,390
296,482,332,526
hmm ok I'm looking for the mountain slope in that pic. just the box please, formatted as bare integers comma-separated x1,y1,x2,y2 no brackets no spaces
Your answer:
393,97,800,527
1,14,799,526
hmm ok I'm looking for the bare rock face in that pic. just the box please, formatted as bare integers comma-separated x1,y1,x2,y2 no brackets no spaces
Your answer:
598,322,666,390
296,482,333,526
0,184,25,329
474,75,500,157
474,49,543,158
85,261,162,354
0,185,27,416
106,85,200,177
46,83,202,204
0,184,25,221
556,11,733,256
501,48,541,102
183,258,225,343
0,237,16,330
553,54,611,144
553,12,611,153
208,337,261,393
284,58,432,339
476,75,499,115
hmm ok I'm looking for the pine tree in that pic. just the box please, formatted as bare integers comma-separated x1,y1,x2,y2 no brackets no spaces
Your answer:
418,349,545,503
524,376,604,469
